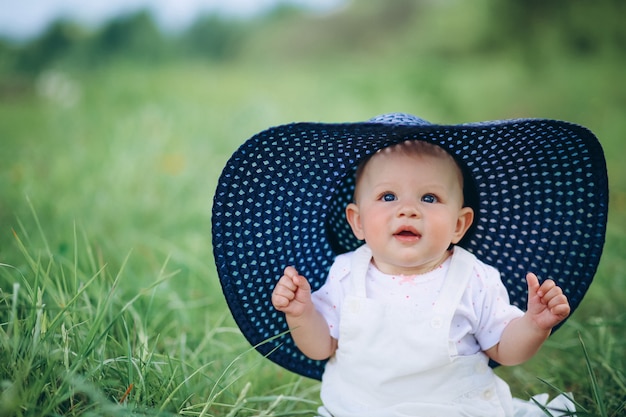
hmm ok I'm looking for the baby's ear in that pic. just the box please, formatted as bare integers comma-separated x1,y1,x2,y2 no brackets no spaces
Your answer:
345,203,365,240
452,206,474,244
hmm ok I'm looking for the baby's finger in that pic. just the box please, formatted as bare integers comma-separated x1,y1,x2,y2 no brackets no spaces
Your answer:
549,299,571,318
537,279,558,299
273,281,294,298
548,293,568,308
272,293,289,309
284,266,299,279
526,272,540,297
281,273,299,290
283,267,310,291
293,274,311,292
272,281,297,307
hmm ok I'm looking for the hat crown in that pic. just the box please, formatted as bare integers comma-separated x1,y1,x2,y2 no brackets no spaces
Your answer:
369,113,431,126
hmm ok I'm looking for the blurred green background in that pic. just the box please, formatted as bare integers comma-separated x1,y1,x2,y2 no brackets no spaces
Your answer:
1,0,623,297
0,0,624,414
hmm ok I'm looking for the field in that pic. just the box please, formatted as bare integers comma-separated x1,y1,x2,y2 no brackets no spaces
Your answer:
1,6,625,416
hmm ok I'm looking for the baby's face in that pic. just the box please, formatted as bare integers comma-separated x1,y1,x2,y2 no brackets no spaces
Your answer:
346,148,473,275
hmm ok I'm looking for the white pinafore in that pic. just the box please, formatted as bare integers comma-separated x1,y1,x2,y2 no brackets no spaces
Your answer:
317,245,515,417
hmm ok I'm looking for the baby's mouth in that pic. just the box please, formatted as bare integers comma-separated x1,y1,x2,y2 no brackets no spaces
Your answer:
394,227,421,239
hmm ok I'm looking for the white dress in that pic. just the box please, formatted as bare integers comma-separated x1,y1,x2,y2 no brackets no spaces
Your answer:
313,245,575,417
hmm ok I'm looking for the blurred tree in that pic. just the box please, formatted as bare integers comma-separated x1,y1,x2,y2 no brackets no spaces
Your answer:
93,11,170,63
487,0,626,58
238,0,421,62
1,0,624,74
180,14,248,61
0,41,16,73
14,20,88,73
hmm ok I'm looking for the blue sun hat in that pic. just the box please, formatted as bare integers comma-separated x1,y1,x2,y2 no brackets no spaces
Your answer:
211,113,608,380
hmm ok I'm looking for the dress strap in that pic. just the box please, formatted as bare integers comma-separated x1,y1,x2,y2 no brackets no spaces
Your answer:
431,247,477,357
349,244,372,297
433,246,476,316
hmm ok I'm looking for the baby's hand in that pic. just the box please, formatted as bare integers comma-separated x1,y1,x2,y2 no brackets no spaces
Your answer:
525,272,571,331
271,266,313,317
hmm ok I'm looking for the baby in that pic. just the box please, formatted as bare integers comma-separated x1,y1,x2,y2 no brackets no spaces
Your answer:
272,140,571,416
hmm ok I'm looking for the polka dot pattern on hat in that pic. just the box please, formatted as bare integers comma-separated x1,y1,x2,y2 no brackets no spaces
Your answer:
212,116,608,380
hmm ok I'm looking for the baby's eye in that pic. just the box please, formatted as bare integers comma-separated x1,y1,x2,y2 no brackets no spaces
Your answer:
381,193,397,202
421,194,438,203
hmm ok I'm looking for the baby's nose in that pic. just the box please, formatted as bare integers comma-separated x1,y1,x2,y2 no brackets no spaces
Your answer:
398,204,420,217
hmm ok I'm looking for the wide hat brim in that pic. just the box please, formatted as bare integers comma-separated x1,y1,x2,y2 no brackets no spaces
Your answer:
212,115,608,380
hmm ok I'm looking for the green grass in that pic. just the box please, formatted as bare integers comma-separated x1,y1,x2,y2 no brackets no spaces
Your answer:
0,202,318,415
1,45,625,415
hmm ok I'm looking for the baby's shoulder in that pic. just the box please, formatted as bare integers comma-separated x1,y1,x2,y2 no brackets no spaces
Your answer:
469,256,503,286
313,252,353,296
327,252,353,282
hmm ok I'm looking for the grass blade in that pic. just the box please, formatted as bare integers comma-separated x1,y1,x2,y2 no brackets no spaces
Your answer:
579,332,607,417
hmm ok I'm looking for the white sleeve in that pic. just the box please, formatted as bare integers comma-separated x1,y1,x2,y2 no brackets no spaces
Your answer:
311,253,352,339
472,263,525,351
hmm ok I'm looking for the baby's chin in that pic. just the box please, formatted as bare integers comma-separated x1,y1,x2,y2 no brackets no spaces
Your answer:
372,249,452,276
371,259,438,276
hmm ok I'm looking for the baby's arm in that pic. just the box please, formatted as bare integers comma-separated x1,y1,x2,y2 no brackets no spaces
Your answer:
271,266,338,360
486,272,571,366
